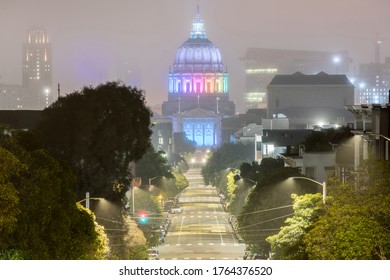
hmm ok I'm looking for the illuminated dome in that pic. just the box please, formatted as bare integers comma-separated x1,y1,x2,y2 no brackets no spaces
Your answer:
172,9,224,73
168,8,228,95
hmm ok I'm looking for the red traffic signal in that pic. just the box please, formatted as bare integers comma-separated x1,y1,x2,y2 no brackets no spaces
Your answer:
138,211,149,224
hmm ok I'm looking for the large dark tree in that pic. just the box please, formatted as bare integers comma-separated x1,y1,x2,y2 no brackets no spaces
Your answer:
134,148,174,187
36,82,153,201
0,128,109,259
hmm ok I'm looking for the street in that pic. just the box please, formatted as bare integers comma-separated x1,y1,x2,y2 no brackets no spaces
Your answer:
158,168,245,260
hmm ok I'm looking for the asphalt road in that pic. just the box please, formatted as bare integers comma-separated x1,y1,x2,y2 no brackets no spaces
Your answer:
158,168,245,260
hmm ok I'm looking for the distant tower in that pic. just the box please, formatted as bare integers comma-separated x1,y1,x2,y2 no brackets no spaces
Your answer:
22,28,52,109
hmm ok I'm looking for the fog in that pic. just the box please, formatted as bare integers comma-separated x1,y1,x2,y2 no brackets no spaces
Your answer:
0,0,389,112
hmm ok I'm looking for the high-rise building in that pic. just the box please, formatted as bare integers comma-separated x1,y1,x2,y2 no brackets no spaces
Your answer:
22,28,53,109
356,57,390,105
241,48,350,109
160,8,235,149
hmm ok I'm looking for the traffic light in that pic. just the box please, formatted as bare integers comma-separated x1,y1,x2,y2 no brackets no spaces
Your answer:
138,211,149,224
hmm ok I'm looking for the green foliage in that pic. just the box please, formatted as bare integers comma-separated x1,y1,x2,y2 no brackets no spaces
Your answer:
36,81,153,201
302,126,353,152
304,159,390,260
201,142,253,192
174,132,196,155
226,171,238,204
135,148,174,185
0,147,21,243
127,245,149,260
266,193,323,259
237,167,318,257
173,171,189,192
109,216,148,260
0,249,25,260
240,157,284,182
130,190,163,247
0,128,110,260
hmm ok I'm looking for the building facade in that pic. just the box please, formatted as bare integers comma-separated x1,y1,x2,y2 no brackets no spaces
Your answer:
267,71,354,128
22,28,53,109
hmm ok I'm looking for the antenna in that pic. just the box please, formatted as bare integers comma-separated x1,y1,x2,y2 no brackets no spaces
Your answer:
57,83,60,99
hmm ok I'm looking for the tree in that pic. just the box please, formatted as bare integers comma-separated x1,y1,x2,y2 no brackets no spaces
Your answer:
35,81,153,201
266,193,323,259
201,142,253,190
304,160,390,260
0,128,110,260
110,216,148,260
174,132,196,155
301,126,353,152
0,147,21,245
237,167,318,257
134,148,174,186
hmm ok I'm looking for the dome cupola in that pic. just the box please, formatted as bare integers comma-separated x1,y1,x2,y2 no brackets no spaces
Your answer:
172,8,224,73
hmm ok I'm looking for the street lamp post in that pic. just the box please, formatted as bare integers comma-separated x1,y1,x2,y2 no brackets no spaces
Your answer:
76,192,103,209
149,176,164,186
131,177,142,216
290,177,327,204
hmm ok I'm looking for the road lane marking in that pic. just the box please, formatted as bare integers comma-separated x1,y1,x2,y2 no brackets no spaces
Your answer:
177,215,185,244
215,216,224,244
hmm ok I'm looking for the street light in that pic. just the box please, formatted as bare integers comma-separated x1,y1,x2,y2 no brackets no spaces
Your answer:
76,192,103,209
149,176,165,186
289,177,326,204
131,177,142,216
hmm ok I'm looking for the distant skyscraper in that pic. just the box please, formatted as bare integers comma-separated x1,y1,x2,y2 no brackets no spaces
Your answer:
22,28,53,109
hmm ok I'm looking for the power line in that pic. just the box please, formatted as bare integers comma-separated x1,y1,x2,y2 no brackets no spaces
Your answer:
236,204,293,216
238,213,294,230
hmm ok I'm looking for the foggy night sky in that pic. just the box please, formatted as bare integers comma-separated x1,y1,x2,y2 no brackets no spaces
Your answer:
1,0,389,112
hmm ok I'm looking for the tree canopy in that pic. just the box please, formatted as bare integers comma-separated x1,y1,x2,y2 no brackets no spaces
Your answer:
266,193,323,260
35,81,153,201
237,166,318,257
0,128,109,259
304,159,390,260
201,142,254,189
173,132,196,155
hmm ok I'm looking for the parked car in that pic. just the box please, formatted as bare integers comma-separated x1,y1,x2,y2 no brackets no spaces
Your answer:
148,248,159,260
169,206,182,214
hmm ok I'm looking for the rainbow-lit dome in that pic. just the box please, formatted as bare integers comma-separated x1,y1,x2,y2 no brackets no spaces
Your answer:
168,8,228,95
173,38,224,72
173,12,224,73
